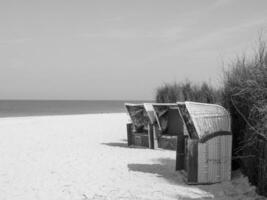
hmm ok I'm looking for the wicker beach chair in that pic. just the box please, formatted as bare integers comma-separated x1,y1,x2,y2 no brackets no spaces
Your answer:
176,101,232,184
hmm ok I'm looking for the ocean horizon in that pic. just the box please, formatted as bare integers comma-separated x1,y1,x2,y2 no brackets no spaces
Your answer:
0,100,153,118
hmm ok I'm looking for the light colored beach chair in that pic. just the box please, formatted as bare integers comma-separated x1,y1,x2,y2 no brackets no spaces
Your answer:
176,101,232,184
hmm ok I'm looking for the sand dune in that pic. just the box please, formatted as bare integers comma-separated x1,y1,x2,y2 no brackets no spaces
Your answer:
0,113,264,200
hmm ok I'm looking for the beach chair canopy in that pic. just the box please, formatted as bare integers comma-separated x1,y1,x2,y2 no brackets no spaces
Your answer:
125,103,150,131
177,101,231,142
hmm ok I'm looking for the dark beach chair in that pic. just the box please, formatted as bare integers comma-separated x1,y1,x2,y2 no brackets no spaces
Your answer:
151,103,188,150
125,103,154,148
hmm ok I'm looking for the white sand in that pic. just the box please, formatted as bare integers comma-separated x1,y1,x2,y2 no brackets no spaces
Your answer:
0,113,265,200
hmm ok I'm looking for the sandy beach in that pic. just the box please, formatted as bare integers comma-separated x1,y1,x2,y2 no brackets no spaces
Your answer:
0,113,263,200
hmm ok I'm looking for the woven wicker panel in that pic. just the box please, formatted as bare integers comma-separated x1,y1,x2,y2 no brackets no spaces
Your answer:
125,104,150,132
185,102,231,141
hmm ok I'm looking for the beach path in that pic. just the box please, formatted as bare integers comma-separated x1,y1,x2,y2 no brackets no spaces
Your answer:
0,113,263,200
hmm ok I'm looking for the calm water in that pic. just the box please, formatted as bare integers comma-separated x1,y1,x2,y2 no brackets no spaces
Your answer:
0,100,148,118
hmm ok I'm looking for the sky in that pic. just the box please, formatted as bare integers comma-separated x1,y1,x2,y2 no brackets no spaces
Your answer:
0,0,267,100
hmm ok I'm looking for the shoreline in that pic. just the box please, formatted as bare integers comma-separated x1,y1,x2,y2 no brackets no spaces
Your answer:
0,112,127,121
0,100,129,118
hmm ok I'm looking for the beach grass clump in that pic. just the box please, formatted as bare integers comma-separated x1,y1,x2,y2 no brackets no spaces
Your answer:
155,81,221,104
222,39,267,195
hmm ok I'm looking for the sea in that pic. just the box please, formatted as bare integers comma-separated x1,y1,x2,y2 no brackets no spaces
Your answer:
0,100,150,118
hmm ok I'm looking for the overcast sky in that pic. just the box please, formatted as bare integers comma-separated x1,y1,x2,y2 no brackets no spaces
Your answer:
0,0,267,100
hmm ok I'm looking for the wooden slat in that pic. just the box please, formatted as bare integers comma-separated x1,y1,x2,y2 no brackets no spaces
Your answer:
198,142,208,183
184,137,188,172
144,103,156,124
227,136,232,180
187,139,198,183
207,139,216,182
176,135,185,170
220,136,225,181
225,135,229,181
127,123,133,146
216,137,221,182
153,125,159,149
223,135,230,181
147,124,154,149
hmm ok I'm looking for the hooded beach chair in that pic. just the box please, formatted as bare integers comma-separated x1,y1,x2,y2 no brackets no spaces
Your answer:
125,103,155,148
176,101,232,184
151,103,188,150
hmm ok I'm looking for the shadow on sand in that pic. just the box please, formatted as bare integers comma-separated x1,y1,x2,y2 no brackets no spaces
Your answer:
128,158,184,185
101,142,129,148
101,142,148,149
128,158,216,199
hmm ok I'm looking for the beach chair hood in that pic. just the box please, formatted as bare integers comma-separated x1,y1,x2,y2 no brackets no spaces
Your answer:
125,103,150,131
177,101,231,142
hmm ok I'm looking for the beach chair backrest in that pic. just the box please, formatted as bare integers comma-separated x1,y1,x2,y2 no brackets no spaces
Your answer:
125,103,150,132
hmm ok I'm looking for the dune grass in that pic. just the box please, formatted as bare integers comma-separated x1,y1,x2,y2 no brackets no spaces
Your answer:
222,38,267,195
155,38,267,196
155,81,221,104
